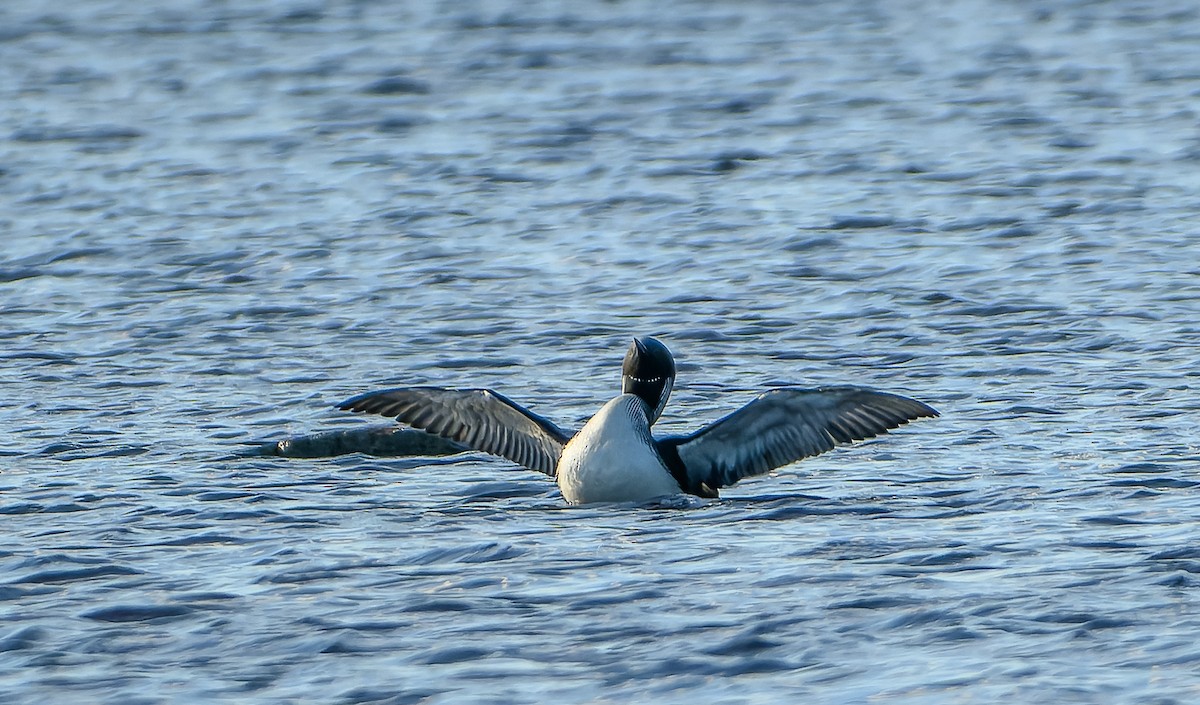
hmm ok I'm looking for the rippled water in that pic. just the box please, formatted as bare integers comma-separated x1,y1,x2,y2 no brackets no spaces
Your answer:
4,0,1200,702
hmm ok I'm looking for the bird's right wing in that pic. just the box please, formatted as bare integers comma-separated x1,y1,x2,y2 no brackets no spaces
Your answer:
658,386,938,495
337,387,573,476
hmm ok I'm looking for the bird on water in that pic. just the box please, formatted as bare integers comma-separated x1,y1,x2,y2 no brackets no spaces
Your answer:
338,337,938,504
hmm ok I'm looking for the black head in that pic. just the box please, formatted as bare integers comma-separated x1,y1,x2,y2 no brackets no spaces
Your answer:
622,336,676,423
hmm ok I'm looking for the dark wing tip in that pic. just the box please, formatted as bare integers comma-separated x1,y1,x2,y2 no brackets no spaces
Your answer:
813,386,938,418
335,387,430,415
335,390,373,412
895,395,940,420
838,388,939,435
877,397,939,425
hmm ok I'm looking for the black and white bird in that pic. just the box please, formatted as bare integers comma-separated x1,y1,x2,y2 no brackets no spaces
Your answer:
338,337,937,504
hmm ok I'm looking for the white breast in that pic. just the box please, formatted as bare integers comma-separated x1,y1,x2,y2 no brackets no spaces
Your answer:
556,394,681,504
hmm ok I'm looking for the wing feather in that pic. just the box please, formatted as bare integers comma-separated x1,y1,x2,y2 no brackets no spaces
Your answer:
337,387,572,476
659,386,937,495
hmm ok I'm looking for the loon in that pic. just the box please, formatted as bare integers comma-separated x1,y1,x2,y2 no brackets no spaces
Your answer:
337,337,938,504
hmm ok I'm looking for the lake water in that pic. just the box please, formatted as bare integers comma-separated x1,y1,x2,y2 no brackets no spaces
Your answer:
3,0,1199,703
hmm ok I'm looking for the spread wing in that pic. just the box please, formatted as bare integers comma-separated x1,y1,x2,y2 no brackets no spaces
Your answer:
657,386,938,495
337,387,573,475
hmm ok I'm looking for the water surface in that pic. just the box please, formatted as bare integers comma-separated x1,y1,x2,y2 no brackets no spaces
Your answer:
2,1,1199,703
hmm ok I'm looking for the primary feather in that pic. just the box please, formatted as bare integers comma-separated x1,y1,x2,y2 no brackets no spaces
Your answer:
658,386,938,495
337,387,571,475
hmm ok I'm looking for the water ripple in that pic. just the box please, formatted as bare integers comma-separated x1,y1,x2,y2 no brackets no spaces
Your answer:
2,0,1199,702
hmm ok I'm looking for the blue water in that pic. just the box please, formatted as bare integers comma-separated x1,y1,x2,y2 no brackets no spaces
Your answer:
3,0,1200,702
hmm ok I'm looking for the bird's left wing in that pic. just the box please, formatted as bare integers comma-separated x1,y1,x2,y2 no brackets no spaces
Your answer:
337,387,573,475
656,386,938,496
